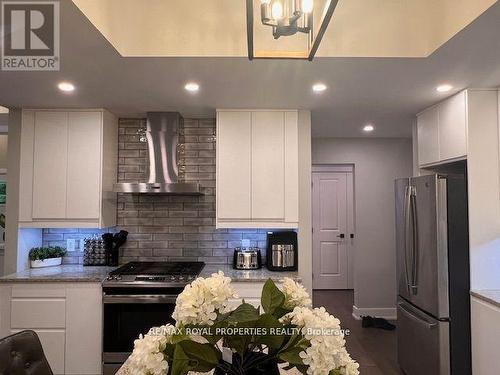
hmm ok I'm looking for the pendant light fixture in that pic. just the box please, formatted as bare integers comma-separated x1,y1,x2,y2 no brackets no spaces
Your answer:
246,0,339,60
260,0,313,40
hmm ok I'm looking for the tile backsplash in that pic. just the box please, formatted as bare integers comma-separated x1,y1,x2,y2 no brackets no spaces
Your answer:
42,118,268,265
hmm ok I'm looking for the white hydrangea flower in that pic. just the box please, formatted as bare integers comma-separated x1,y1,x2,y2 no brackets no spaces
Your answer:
172,271,237,326
127,324,173,375
280,277,312,309
281,307,359,375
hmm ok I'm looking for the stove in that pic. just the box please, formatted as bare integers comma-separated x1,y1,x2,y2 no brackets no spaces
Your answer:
102,261,205,374
103,261,205,287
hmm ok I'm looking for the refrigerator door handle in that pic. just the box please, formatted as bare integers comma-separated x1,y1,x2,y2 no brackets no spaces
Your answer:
398,302,437,329
403,185,412,294
410,188,419,295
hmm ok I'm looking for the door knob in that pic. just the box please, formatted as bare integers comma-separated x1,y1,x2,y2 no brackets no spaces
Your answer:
337,234,345,239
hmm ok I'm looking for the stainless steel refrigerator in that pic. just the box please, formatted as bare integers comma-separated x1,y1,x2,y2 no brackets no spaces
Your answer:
395,174,470,375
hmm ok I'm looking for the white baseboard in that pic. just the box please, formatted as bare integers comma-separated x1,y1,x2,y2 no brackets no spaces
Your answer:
352,305,397,321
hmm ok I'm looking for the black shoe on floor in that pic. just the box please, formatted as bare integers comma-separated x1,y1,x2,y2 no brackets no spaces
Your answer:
361,315,396,331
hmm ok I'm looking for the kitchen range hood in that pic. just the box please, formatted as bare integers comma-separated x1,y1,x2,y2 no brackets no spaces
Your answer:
113,112,202,195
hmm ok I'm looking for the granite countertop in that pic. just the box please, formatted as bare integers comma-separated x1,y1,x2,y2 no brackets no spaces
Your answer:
200,264,301,282
0,265,116,283
0,264,300,283
471,290,500,308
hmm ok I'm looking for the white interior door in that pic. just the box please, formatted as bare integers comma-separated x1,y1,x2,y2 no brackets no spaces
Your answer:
312,170,353,289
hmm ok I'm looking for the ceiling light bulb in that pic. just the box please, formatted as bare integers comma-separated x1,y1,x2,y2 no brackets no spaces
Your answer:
58,82,75,92
302,0,313,13
436,84,453,93
271,1,284,19
363,124,375,132
312,83,327,92
184,82,200,92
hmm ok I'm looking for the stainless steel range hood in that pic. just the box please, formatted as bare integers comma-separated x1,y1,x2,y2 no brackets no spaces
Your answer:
113,112,202,195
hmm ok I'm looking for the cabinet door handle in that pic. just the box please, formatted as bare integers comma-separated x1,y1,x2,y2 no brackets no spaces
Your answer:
337,234,345,239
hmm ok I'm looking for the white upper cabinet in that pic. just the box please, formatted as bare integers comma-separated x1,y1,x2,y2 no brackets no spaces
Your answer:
417,106,440,165
216,111,252,220
66,112,102,219
19,109,118,228
32,112,69,219
251,111,285,220
216,110,299,228
438,91,467,161
417,90,468,167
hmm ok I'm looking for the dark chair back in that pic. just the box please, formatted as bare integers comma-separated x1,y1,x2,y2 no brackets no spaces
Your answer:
0,330,53,375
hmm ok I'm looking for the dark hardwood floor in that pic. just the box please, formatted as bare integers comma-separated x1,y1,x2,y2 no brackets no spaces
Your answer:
313,290,403,375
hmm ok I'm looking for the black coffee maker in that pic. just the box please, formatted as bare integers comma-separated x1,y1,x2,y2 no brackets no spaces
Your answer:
266,231,298,271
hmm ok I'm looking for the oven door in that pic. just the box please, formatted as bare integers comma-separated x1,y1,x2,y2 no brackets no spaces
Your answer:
102,288,180,374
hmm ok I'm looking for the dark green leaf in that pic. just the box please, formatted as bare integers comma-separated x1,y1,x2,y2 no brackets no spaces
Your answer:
171,345,193,375
178,341,220,372
228,302,260,323
274,306,292,319
278,347,305,365
261,279,285,314
224,320,255,356
253,314,284,349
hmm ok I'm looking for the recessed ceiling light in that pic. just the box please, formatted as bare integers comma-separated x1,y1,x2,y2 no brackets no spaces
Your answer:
436,84,453,93
184,82,200,92
312,83,327,92
58,82,75,92
363,124,375,132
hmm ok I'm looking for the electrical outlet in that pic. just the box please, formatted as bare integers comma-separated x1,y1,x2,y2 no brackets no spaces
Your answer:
241,239,251,248
66,239,75,253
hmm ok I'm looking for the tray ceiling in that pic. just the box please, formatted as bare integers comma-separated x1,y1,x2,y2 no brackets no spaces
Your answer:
73,0,496,57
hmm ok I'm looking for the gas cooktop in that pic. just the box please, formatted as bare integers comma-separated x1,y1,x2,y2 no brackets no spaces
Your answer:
103,261,205,287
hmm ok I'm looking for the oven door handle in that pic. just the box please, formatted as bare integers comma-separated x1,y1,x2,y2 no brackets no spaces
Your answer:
103,294,179,304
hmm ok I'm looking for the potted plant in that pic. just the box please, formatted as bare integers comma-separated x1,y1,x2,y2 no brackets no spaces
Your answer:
126,273,359,375
29,246,67,268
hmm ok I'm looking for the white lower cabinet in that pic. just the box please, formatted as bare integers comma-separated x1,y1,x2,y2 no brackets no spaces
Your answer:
0,283,102,375
229,281,286,309
471,297,500,375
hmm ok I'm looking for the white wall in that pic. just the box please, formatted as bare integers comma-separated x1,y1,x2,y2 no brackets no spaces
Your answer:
312,137,413,315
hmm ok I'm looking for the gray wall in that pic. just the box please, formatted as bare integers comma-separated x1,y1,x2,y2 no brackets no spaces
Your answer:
312,137,412,311
42,118,268,265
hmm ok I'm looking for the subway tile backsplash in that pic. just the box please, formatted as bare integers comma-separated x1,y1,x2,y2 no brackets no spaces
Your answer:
42,118,268,265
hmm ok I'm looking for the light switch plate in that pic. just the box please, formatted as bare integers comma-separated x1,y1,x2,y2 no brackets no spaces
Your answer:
66,239,75,253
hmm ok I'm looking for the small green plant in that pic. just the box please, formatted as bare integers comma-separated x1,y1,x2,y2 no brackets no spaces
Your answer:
29,246,67,261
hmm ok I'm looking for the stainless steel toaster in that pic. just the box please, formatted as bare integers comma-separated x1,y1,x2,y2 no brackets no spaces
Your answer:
233,248,262,270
